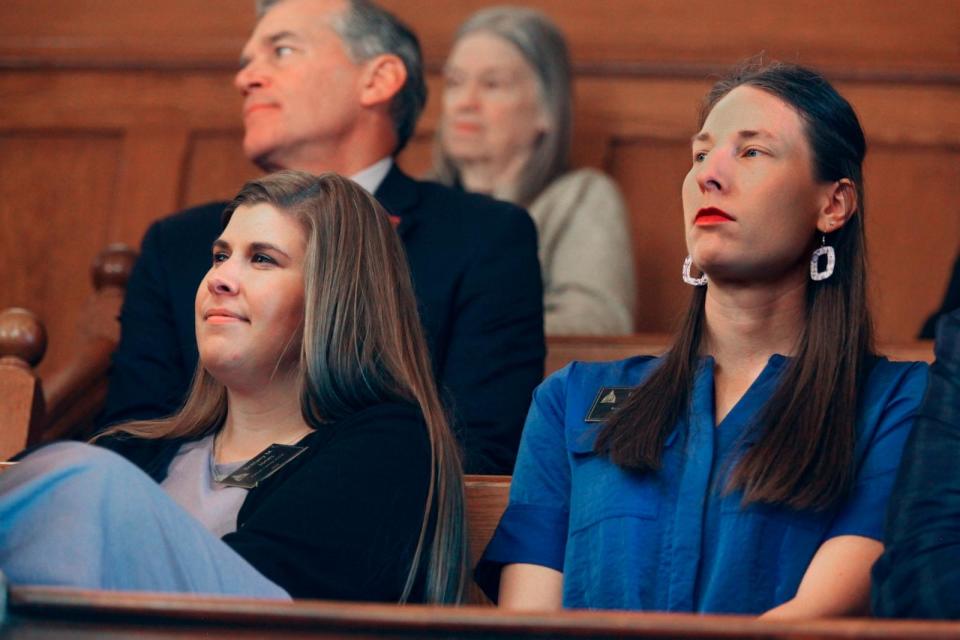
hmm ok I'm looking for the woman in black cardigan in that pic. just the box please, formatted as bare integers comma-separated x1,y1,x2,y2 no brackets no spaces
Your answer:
0,171,466,604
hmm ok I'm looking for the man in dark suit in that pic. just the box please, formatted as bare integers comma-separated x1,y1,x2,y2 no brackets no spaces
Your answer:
100,0,545,474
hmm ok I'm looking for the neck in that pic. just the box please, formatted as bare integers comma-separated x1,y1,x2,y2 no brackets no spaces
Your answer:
701,271,808,371
217,371,311,462
257,115,396,177
457,151,531,202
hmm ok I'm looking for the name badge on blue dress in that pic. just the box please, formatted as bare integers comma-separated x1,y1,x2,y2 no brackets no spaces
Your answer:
584,386,633,423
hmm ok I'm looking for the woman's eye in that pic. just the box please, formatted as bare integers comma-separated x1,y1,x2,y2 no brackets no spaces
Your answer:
252,253,277,265
274,45,294,58
212,252,229,264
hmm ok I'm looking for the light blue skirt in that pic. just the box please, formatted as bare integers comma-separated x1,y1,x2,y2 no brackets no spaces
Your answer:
0,442,289,599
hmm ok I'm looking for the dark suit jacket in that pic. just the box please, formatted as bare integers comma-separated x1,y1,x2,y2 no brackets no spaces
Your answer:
872,310,960,618
101,166,545,473
920,253,960,339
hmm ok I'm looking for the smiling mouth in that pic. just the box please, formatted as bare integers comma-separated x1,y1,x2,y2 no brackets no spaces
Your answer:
204,309,248,323
695,207,735,225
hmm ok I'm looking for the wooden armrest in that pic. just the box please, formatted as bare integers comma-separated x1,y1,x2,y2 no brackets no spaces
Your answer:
38,244,137,443
0,308,47,460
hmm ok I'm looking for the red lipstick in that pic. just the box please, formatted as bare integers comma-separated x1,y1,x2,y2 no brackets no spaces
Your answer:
695,207,735,225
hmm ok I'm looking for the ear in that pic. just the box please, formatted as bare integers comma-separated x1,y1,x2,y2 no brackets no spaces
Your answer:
535,104,552,135
817,178,857,234
359,54,407,108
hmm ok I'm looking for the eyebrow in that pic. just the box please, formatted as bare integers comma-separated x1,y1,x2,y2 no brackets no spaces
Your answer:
212,239,291,260
691,129,778,144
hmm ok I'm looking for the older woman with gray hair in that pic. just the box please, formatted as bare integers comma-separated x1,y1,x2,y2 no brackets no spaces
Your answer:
433,6,635,335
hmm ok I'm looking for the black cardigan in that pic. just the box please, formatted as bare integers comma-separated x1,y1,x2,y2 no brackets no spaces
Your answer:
99,402,433,601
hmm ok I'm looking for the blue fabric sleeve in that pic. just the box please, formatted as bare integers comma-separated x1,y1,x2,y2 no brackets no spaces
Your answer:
474,365,574,601
827,362,929,541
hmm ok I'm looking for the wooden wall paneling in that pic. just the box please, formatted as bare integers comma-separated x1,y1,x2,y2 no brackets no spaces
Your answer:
0,70,241,131
607,138,692,333
395,132,435,179
866,146,960,342
0,133,122,377
111,127,191,247
379,0,960,77
0,0,254,68
3,1,956,79
181,130,261,210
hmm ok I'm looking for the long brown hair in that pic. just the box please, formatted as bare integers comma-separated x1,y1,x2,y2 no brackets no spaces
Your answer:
99,171,467,603
595,62,874,511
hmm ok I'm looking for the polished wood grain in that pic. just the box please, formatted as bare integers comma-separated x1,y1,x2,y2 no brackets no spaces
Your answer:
6,585,960,639
0,308,46,460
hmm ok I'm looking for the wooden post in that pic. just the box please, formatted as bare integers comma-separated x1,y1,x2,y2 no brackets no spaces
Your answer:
42,243,137,442
0,308,47,460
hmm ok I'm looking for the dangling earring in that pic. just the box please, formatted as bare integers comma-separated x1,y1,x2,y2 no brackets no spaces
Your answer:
682,256,707,286
810,235,835,281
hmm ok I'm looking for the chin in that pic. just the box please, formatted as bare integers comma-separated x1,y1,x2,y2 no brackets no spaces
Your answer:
243,136,283,170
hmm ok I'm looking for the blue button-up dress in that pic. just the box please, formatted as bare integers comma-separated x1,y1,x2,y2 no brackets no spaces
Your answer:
476,355,928,613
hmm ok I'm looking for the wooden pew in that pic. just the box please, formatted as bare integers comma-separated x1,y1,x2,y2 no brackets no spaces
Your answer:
0,308,46,461
5,583,960,639
0,245,136,458
464,474,510,604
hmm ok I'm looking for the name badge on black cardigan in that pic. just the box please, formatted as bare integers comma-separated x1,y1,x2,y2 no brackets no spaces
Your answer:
218,444,307,489
584,387,633,423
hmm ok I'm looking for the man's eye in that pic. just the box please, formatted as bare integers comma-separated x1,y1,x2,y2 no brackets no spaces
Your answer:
743,148,764,158
275,45,294,58
693,151,707,163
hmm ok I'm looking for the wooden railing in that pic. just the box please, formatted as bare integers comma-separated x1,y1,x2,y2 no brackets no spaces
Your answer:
5,584,960,639
0,308,46,460
0,244,135,460
40,244,137,442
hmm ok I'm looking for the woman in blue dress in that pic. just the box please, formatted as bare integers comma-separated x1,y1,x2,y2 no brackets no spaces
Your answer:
475,63,928,618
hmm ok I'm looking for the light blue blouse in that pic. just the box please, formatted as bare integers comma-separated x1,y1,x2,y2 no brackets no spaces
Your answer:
476,355,928,613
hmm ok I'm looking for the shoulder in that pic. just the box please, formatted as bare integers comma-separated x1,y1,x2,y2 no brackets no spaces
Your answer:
412,178,535,234
854,358,929,451
530,169,627,224
537,169,625,204
325,402,430,454
862,358,929,407
546,168,623,196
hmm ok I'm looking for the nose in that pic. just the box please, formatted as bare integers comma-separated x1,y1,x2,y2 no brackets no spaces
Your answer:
696,149,729,194
206,262,240,297
448,80,479,112
234,58,267,95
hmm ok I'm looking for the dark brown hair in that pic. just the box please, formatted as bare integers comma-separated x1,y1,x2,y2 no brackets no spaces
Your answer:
100,171,466,602
594,62,874,511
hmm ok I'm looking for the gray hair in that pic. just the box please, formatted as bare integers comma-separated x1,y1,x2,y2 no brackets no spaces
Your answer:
256,0,427,153
433,6,572,206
